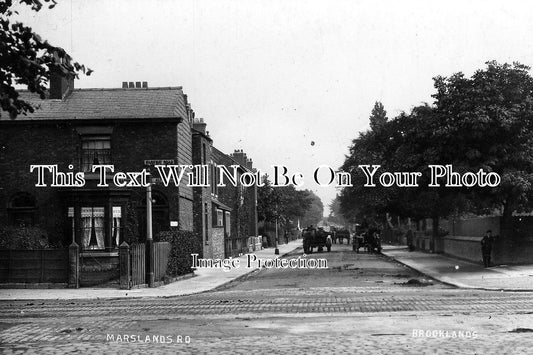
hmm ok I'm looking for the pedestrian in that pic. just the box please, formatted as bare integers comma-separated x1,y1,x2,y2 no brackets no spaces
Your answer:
481,229,493,267
406,229,415,252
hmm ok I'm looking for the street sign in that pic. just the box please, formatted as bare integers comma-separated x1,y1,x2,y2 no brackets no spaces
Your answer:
144,159,175,166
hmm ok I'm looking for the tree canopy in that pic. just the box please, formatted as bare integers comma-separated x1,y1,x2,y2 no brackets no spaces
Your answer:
0,0,92,119
339,61,533,234
257,174,322,228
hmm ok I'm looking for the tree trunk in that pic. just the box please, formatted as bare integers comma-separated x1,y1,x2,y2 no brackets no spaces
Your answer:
501,199,514,239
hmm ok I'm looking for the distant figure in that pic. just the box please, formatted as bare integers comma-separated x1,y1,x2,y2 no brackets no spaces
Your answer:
481,230,493,267
406,229,415,252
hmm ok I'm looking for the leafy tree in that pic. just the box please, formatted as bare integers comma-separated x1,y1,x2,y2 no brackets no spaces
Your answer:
369,101,388,131
1,0,92,119
432,61,533,228
300,190,323,227
327,195,347,225
257,175,278,223
340,103,466,242
340,61,533,242
257,175,316,226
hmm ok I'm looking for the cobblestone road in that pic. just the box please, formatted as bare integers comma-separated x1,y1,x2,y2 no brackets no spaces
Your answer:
1,245,532,354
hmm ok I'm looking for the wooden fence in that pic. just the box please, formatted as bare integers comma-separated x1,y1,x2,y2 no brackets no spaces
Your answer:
129,243,145,288
153,242,171,283
120,241,171,289
0,249,69,284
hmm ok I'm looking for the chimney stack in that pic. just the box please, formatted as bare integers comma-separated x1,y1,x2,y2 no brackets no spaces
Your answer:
230,149,253,169
49,50,74,100
123,81,148,89
193,117,207,135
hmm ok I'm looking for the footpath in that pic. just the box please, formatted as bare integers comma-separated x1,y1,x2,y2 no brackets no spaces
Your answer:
0,240,302,301
382,245,533,291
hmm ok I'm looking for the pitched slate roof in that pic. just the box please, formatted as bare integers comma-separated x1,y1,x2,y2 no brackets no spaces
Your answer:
2,87,187,121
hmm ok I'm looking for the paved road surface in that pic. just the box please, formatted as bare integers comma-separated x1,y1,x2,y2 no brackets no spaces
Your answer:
1,244,532,354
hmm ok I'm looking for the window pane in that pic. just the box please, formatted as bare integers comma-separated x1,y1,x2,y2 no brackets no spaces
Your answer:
81,207,105,250
81,137,111,172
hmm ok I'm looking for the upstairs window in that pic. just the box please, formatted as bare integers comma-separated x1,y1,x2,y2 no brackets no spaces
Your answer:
81,136,111,172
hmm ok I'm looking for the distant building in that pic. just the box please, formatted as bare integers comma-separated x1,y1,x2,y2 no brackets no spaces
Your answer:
192,119,258,258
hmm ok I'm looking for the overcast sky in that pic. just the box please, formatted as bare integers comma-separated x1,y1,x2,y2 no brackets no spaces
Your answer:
15,0,533,215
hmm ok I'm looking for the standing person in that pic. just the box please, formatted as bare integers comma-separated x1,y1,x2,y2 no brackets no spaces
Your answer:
481,230,493,267
406,229,415,252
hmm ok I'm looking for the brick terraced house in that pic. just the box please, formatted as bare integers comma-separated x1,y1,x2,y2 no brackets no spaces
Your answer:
0,73,258,286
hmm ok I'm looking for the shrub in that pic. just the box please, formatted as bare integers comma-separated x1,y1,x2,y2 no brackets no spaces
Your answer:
155,229,202,277
0,225,53,249
124,201,141,245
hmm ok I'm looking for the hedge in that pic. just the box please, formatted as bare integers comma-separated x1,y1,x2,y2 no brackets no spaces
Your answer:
0,225,52,249
155,229,202,277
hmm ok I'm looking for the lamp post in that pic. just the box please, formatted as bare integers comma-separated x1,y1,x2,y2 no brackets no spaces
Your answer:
275,203,279,255
146,176,154,287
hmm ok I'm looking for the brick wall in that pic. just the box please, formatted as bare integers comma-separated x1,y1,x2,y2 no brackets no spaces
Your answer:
0,122,83,241
429,216,533,265
0,120,195,240
191,131,213,257
177,120,193,201
212,148,258,240
179,199,193,231
451,216,501,237
211,227,225,259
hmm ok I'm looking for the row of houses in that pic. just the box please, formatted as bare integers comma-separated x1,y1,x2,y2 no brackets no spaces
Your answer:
0,72,258,285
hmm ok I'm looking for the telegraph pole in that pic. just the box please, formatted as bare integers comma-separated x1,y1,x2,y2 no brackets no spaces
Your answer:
275,203,279,255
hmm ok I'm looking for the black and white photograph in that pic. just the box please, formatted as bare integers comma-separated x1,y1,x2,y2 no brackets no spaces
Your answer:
1,0,533,354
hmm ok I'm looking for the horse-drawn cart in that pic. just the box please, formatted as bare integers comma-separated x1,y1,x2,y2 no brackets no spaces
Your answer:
303,227,332,254
353,231,382,253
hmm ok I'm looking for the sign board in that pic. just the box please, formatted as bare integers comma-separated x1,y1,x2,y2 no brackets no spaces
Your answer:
170,221,179,227
151,177,164,185
144,159,175,166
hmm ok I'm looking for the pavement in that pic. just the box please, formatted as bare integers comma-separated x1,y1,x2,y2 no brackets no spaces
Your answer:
3,240,533,301
0,240,303,301
382,245,533,291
